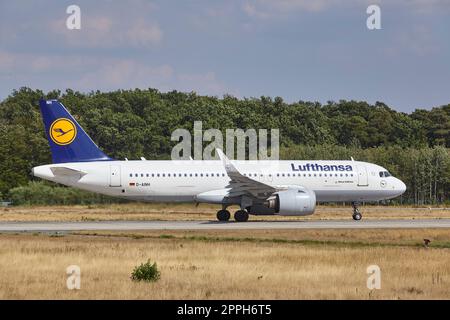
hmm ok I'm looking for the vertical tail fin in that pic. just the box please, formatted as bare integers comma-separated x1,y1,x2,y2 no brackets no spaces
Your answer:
39,99,112,163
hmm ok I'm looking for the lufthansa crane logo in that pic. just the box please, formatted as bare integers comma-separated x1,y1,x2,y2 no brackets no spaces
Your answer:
50,118,77,145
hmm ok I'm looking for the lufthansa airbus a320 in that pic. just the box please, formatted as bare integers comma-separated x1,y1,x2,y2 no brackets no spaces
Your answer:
32,99,406,222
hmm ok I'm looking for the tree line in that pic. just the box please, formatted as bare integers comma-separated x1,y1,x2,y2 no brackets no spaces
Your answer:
0,87,448,204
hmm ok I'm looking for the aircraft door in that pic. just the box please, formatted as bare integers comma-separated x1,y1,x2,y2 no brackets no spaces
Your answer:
357,165,368,186
109,165,121,187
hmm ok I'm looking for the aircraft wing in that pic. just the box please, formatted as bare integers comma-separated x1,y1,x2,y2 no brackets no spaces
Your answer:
216,149,276,200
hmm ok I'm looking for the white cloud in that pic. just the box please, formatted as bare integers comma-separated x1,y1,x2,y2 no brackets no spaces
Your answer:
0,50,232,96
126,19,162,47
176,72,230,96
50,15,163,48
382,25,441,57
242,0,342,18
242,3,271,19
0,51,15,70
242,0,450,18
76,60,173,89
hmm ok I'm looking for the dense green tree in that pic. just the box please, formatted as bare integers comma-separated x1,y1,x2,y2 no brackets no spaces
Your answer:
0,87,448,204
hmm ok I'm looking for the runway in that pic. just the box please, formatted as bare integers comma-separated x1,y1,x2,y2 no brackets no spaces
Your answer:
0,219,450,232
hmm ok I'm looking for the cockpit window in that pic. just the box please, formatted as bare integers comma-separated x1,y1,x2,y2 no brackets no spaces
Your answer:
379,171,391,177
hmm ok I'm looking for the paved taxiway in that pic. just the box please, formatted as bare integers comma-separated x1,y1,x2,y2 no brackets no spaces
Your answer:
0,219,449,232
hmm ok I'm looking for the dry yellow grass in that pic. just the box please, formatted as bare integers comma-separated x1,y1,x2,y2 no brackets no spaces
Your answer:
0,203,449,222
0,229,449,299
76,228,450,246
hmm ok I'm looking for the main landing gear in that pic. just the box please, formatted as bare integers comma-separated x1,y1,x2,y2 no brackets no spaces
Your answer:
216,209,249,222
234,209,249,222
216,209,231,221
352,202,362,221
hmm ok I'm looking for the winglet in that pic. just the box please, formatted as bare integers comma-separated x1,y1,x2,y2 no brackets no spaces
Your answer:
216,148,238,175
216,148,227,164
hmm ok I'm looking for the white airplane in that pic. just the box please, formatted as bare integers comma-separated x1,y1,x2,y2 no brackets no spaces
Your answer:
32,99,406,222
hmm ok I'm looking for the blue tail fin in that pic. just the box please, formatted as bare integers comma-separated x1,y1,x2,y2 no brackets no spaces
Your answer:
39,99,112,163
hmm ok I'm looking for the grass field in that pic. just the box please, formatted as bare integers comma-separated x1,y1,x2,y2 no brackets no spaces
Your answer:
0,228,449,299
0,203,449,222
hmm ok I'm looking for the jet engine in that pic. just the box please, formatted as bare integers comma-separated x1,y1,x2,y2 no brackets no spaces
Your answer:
265,187,316,216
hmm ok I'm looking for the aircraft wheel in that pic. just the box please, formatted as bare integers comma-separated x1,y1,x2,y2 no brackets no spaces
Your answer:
234,210,249,222
216,210,230,221
352,212,362,221
351,201,362,221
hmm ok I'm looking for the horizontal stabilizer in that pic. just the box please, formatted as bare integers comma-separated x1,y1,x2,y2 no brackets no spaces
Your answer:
50,167,86,178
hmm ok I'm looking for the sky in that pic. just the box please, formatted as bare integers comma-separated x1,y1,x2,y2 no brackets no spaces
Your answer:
0,0,449,112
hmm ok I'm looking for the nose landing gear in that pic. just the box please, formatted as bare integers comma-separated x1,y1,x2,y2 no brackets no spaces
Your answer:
352,202,362,221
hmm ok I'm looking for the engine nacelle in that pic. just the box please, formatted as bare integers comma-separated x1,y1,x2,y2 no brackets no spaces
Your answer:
266,187,316,216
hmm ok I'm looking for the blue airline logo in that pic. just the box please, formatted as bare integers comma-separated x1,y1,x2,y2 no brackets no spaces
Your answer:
291,163,353,172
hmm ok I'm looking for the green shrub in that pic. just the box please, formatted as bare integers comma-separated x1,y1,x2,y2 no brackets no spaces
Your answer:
8,181,126,205
131,260,161,282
